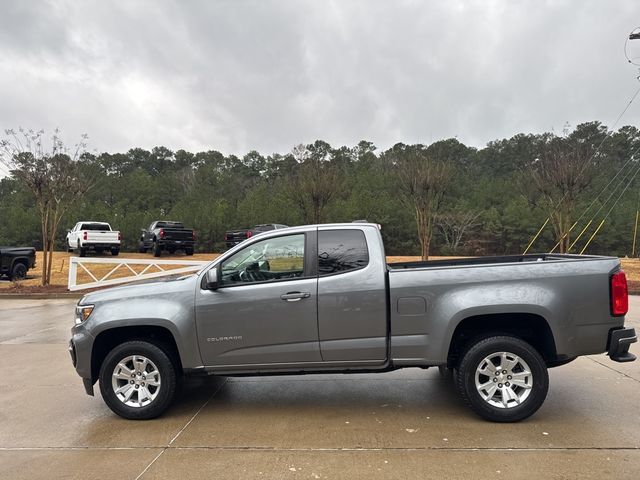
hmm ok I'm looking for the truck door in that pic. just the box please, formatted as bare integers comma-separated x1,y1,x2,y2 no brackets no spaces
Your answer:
317,227,388,362
195,231,321,366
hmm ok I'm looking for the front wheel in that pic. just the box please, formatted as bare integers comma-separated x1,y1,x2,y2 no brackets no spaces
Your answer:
456,335,548,422
153,241,161,257
10,262,27,281
99,341,178,420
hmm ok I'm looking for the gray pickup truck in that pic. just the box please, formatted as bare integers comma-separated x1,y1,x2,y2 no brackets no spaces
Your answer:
69,223,636,422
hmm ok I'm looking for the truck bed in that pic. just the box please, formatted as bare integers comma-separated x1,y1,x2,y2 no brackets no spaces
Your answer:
387,252,622,366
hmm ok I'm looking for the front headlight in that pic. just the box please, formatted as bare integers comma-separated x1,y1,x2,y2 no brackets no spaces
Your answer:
75,304,94,325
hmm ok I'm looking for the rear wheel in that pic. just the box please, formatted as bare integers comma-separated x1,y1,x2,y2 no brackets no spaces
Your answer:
456,335,548,422
99,341,178,420
78,241,87,257
10,262,27,281
185,247,194,256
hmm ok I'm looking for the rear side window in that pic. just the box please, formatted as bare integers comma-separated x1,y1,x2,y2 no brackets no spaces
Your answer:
318,230,369,276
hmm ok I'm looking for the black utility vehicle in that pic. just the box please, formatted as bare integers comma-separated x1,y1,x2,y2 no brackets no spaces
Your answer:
0,247,36,280
139,221,196,257
224,223,288,248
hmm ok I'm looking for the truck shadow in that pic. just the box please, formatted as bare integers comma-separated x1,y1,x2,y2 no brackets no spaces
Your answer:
173,371,472,420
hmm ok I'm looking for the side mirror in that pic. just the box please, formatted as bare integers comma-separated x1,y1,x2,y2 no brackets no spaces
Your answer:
205,268,219,290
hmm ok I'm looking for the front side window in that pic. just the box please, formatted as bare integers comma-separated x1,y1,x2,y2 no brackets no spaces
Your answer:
318,230,369,276
220,234,305,286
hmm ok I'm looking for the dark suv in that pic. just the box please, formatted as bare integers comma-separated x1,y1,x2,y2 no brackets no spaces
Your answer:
224,224,288,248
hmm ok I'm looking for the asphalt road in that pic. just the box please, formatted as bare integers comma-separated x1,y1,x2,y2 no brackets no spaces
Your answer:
0,297,638,479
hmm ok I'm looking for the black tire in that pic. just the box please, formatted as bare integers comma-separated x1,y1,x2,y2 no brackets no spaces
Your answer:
111,247,120,256
185,248,194,256
10,262,27,281
99,341,178,420
78,241,87,257
153,241,161,257
456,335,548,423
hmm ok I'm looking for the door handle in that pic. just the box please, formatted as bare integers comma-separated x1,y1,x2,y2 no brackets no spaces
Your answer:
280,291,311,302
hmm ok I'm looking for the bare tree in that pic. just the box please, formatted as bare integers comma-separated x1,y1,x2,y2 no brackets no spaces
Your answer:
0,129,95,285
287,141,342,224
436,210,482,254
525,128,599,252
386,144,451,260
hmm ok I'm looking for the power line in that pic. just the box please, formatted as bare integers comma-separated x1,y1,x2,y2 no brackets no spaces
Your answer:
579,160,640,254
523,81,640,253
560,142,640,251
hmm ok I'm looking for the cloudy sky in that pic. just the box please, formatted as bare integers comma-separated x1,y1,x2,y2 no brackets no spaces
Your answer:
1,0,640,161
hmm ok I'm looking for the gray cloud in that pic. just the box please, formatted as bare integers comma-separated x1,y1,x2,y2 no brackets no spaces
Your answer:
1,0,640,158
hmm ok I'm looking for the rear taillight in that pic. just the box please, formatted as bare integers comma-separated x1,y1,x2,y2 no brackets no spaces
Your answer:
246,230,253,238
83,231,87,241
159,228,165,239
611,271,628,316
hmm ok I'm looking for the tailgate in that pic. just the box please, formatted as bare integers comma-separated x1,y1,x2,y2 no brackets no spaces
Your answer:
164,229,193,241
85,231,119,243
226,230,248,242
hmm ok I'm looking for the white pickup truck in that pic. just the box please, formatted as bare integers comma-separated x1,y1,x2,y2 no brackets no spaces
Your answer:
67,221,121,257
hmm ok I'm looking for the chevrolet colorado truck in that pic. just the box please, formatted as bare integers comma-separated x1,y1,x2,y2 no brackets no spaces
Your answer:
69,223,637,422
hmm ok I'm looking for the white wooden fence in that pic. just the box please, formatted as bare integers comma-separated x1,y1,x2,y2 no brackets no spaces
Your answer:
67,257,208,291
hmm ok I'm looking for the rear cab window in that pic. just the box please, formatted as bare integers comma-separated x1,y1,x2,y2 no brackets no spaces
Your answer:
81,223,111,231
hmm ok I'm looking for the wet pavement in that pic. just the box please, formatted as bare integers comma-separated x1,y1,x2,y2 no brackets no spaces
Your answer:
0,297,638,479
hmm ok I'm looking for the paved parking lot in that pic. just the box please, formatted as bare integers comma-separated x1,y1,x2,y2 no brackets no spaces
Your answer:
0,297,638,479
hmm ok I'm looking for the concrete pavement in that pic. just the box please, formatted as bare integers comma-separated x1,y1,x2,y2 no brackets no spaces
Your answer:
0,298,638,479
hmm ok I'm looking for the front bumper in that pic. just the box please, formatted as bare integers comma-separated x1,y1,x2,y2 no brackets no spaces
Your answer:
608,327,637,362
69,326,96,395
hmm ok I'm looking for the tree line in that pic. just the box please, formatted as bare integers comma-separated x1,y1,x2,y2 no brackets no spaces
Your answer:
2,121,640,264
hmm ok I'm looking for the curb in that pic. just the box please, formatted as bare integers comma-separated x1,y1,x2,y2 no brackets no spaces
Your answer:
0,293,83,300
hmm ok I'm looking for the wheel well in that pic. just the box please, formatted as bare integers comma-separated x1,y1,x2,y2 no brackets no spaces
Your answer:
91,326,183,382
11,258,29,269
447,313,557,368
